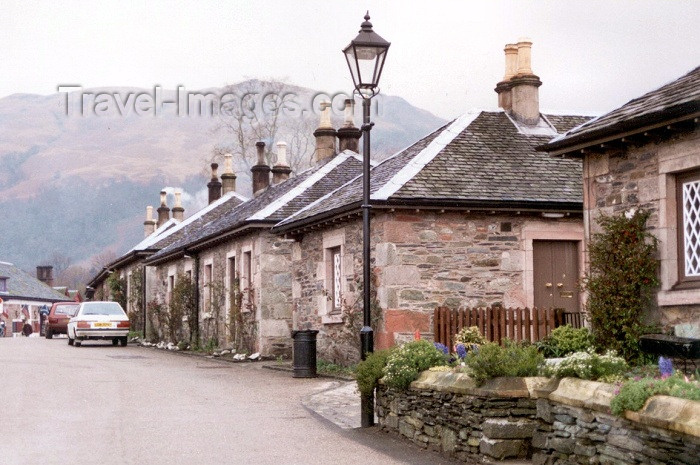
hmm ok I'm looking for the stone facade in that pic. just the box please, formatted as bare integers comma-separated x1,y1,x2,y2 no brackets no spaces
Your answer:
583,130,700,333
292,209,583,362
147,231,293,356
376,372,700,465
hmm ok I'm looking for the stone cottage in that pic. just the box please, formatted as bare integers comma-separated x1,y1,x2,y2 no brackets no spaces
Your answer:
0,262,71,336
540,65,700,336
272,40,592,362
143,103,366,356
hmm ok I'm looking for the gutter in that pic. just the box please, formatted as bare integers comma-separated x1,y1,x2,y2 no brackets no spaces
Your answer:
272,198,582,235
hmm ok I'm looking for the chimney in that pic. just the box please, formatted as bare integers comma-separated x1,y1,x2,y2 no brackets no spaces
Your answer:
207,163,222,204
156,190,170,227
221,153,237,194
337,99,361,153
172,191,185,221
143,205,156,236
495,38,542,126
36,265,54,287
251,142,271,196
272,141,292,184
313,101,337,163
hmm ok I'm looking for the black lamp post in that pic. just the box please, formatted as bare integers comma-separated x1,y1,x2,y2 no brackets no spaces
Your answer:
343,11,390,428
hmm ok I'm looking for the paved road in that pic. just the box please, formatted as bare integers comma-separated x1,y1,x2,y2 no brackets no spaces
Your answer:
1,337,460,465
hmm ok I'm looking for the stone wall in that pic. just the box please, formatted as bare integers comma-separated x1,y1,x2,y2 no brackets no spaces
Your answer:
583,130,700,333
146,230,294,356
376,372,700,465
291,209,583,362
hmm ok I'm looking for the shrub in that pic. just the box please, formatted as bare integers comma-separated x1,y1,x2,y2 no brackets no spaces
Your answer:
537,325,594,358
383,340,447,390
454,326,486,346
541,349,627,381
463,340,544,386
356,349,393,396
611,372,700,415
583,209,659,363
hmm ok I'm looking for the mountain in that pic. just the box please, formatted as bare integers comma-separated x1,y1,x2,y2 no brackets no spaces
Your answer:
0,81,446,272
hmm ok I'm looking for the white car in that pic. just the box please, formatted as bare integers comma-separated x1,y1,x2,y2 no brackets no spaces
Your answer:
67,301,130,347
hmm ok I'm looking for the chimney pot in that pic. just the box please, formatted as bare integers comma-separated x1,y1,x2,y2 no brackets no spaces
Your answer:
251,141,271,195
156,190,170,227
272,141,291,185
516,38,533,75
221,153,237,194
172,191,185,221
337,99,361,153
503,43,518,81
207,163,222,204
313,101,337,163
144,205,156,236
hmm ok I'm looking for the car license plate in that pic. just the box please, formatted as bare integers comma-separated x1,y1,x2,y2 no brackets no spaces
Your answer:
94,322,112,328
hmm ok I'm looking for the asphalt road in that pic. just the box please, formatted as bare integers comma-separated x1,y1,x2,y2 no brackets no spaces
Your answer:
1,337,461,465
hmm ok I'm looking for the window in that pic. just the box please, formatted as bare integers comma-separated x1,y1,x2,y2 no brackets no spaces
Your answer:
167,274,175,305
331,247,342,312
242,251,252,309
324,246,343,315
204,264,213,312
0,278,7,293
228,256,237,313
677,169,700,286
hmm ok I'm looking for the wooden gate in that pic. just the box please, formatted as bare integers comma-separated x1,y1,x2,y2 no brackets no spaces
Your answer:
433,306,577,349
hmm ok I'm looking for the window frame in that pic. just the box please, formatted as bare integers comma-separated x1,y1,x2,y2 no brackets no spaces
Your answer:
675,168,700,288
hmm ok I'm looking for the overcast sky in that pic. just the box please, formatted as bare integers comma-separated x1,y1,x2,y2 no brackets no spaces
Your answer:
2,0,698,120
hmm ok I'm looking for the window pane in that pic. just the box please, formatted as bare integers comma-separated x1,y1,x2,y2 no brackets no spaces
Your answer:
683,179,700,277
333,250,342,309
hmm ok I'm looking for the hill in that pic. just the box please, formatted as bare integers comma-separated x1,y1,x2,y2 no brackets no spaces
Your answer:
0,80,446,272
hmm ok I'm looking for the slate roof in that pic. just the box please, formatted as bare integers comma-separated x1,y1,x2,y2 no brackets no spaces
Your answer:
0,261,72,302
146,152,364,264
543,66,700,153
87,193,247,288
274,110,590,232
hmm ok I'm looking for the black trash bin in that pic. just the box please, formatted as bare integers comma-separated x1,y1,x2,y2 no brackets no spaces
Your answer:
292,330,318,378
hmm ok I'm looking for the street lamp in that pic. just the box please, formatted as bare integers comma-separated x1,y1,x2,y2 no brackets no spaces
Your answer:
343,11,390,428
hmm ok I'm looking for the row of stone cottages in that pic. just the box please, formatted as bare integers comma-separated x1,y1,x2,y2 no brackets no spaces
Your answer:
88,42,699,362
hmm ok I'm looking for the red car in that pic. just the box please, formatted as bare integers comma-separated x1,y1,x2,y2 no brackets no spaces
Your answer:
45,302,80,339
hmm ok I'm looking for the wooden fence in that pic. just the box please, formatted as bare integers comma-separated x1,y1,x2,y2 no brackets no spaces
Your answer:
433,306,583,349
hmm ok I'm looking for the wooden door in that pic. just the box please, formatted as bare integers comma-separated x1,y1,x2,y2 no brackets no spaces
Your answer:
533,241,579,313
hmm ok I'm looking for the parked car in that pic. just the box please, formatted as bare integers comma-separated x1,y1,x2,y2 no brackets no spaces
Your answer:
45,302,80,339
67,301,130,347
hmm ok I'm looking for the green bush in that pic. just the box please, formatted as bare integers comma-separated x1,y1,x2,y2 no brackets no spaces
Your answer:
537,325,594,358
454,326,486,346
584,210,659,363
463,340,544,386
611,373,700,415
383,340,447,390
541,350,627,381
355,349,393,396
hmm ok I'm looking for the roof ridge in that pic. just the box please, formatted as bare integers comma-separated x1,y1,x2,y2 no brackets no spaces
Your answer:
149,192,239,244
373,110,482,201
248,151,359,221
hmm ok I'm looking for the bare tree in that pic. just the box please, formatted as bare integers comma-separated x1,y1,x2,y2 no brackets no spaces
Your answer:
46,252,72,278
89,250,118,275
212,79,318,184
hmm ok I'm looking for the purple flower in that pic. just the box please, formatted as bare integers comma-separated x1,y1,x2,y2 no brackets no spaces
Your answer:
456,343,468,359
433,342,449,355
659,356,673,378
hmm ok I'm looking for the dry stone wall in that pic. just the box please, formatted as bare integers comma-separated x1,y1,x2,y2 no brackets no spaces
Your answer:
376,372,700,465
